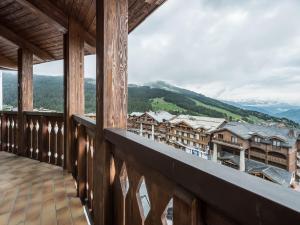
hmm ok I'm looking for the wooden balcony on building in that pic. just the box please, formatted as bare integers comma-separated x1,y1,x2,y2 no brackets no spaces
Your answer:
250,151,266,160
213,138,243,149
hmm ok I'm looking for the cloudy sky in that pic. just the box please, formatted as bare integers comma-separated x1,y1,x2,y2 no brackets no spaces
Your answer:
33,0,300,105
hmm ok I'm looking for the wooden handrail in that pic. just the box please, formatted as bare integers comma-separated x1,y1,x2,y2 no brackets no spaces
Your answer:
104,128,300,225
73,114,96,131
0,110,17,115
23,111,63,117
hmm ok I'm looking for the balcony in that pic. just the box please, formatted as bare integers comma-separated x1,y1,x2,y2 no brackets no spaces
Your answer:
0,0,299,224
267,155,287,166
250,151,266,160
213,138,243,148
0,112,299,225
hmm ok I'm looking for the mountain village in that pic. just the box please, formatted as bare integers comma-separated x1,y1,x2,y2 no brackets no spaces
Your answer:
128,111,300,190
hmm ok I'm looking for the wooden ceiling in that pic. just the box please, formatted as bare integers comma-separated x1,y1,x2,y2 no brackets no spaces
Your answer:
0,0,167,70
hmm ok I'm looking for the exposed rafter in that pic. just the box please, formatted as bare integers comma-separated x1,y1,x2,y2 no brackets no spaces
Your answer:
0,24,54,61
0,54,17,70
16,0,96,48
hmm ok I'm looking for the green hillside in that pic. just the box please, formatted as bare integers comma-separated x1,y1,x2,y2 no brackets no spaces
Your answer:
3,72,95,113
2,73,299,128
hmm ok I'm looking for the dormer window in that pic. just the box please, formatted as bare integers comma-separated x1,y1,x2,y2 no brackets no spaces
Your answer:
231,136,238,143
254,137,261,143
272,140,281,147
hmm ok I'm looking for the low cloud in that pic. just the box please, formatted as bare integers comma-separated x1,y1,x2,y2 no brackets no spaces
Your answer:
128,0,300,105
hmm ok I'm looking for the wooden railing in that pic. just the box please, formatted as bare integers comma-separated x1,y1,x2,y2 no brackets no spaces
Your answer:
72,115,96,215
213,138,243,147
1,113,300,224
24,111,64,166
104,128,300,225
0,111,64,167
0,111,18,153
250,151,266,160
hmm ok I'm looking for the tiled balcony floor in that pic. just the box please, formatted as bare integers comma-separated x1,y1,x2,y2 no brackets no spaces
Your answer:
0,151,88,225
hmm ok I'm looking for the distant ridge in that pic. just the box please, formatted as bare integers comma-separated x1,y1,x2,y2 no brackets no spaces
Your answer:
2,73,299,128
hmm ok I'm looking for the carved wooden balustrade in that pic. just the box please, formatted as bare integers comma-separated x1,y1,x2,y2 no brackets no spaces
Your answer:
0,111,64,167
0,112,299,225
72,115,300,225
73,115,96,215
24,111,64,166
0,111,18,153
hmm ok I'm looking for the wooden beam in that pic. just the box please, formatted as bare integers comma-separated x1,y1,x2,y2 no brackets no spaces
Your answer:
16,0,96,48
94,0,128,224
16,0,67,33
64,17,85,172
0,24,54,61
17,48,33,156
0,55,17,70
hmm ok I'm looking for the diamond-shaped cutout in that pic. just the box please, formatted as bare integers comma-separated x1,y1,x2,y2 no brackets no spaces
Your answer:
161,198,173,225
136,177,151,221
119,163,129,196
110,156,116,185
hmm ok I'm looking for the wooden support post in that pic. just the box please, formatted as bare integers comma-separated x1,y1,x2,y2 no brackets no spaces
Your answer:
64,17,85,171
17,48,33,156
94,0,128,224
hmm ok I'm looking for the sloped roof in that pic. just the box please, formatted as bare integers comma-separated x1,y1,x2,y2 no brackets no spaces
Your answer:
169,115,226,132
130,112,143,117
219,152,293,187
146,111,174,123
219,122,300,147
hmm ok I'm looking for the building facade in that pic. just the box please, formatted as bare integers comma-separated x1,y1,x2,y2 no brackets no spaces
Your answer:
127,111,174,142
166,115,226,151
211,122,300,185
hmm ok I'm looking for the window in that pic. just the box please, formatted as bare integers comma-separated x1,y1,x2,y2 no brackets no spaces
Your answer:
254,137,261,143
231,136,238,143
218,134,224,140
272,140,281,147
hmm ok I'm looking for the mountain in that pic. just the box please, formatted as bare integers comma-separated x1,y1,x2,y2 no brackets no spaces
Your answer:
276,109,300,123
1,73,299,128
224,100,300,116
2,72,96,113
129,81,299,128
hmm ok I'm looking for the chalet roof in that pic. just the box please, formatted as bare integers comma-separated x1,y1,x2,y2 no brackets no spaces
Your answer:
130,112,143,117
169,115,226,132
146,111,174,123
219,122,300,147
0,0,166,70
219,152,293,187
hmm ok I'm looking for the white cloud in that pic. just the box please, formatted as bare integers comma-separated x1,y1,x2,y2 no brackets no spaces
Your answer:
32,0,300,106
128,0,300,105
